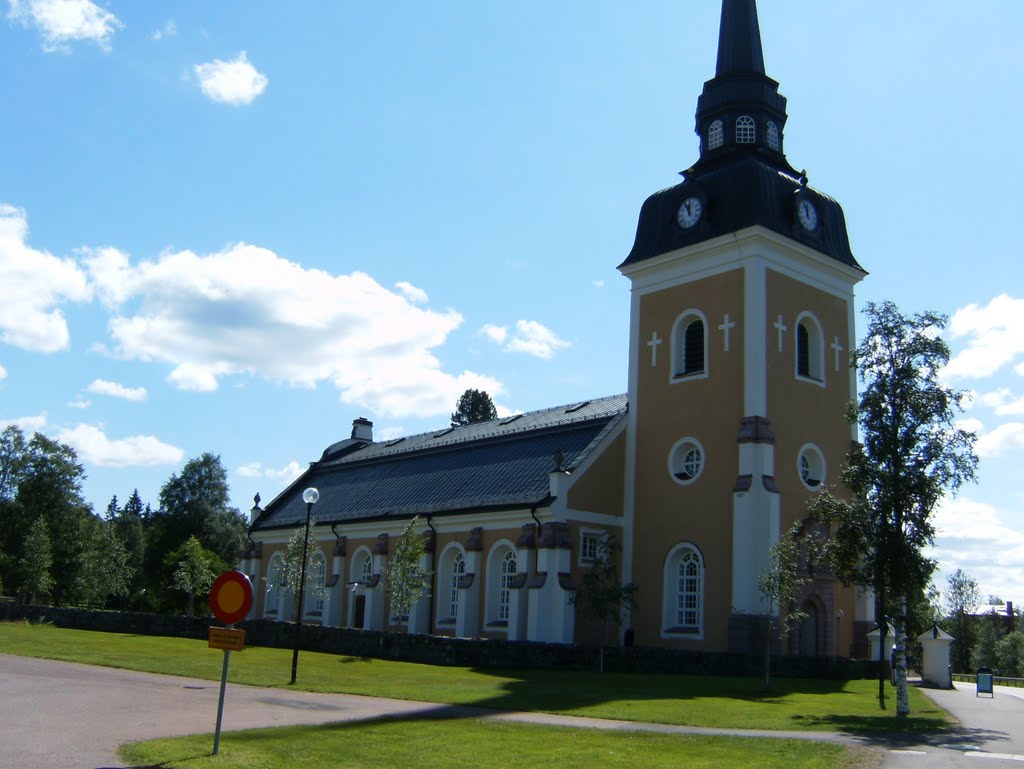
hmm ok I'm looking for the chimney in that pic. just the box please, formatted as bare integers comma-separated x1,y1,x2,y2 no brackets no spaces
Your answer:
351,417,373,442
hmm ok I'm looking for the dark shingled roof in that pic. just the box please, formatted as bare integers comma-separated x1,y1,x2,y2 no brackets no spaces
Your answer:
252,394,627,531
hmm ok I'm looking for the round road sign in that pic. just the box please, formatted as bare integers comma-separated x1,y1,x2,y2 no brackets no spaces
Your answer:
210,570,253,625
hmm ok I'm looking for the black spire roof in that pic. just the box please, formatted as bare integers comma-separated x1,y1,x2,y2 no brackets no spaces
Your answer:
621,0,863,272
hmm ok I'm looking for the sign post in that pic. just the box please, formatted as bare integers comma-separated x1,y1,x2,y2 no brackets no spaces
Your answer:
208,570,254,755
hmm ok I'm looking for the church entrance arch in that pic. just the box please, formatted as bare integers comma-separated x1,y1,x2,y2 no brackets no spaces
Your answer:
798,600,820,656
354,595,366,629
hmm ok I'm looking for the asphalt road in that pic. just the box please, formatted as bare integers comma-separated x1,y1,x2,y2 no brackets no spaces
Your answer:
2,653,1022,769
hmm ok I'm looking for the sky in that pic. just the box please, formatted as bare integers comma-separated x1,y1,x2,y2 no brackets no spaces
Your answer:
2,1,1023,609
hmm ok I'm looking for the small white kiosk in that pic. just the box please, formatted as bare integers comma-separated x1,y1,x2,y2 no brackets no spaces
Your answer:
917,624,954,689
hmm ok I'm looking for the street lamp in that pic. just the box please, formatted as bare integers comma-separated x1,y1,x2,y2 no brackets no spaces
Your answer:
290,486,319,684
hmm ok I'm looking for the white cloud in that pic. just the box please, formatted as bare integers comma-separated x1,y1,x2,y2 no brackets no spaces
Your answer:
87,242,502,418
956,417,984,434
977,422,1024,458
236,460,304,485
933,496,1024,604
194,52,268,106
480,324,507,344
978,388,1024,416
56,423,184,468
0,364,6,380
946,294,1024,380
395,281,428,304
8,0,122,53
592,280,605,289
86,378,147,402
0,413,47,433
377,426,405,441
151,19,176,41
481,319,570,360
66,398,90,409
0,204,91,352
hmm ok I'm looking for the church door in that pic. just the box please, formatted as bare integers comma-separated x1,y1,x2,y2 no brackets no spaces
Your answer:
798,603,819,656
354,595,366,629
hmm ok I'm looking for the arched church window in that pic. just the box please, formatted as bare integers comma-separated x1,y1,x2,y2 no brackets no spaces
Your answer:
306,549,326,614
795,312,825,383
265,553,284,617
766,121,780,150
662,543,704,637
499,550,516,621
707,120,724,150
450,552,465,619
736,115,755,144
671,310,707,379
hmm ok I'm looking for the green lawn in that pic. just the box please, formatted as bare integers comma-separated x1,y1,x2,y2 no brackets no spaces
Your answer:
121,719,878,769
0,621,950,735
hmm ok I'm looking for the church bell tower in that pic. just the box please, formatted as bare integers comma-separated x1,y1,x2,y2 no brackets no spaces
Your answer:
619,0,868,654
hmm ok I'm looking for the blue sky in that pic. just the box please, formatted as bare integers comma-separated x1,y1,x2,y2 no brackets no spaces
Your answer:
2,1,1023,607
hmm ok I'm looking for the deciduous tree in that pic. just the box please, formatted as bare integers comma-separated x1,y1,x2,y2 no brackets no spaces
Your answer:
569,532,637,672
945,569,980,673
757,522,821,688
383,517,431,629
810,301,978,715
170,535,220,617
19,516,53,604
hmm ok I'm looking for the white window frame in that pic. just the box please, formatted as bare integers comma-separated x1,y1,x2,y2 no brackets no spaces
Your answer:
578,528,604,566
736,115,755,144
798,443,827,491
306,549,326,615
436,543,466,625
264,553,285,617
708,119,724,150
668,437,705,486
795,311,825,385
662,543,705,639
485,541,518,627
766,120,780,150
670,309,709,382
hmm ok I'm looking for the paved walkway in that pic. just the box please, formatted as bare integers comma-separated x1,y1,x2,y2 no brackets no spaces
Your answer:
2,653,1022,768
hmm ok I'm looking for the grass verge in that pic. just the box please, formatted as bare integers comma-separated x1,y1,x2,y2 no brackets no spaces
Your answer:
0,621,950,734
120,719,880,769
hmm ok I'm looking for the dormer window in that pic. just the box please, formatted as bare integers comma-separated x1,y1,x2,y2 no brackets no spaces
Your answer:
736,116,755,144
766,121,780,151
707,120,724,150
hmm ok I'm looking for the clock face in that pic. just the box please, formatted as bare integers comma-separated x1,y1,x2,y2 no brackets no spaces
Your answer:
677,196,703,229
797,199,818,231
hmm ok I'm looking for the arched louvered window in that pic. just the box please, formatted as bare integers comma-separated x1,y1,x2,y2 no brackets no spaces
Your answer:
671,311,708,380
795,312,824,383
766,121,780,150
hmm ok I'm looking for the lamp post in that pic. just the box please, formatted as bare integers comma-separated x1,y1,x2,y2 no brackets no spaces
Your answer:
290,486,319,684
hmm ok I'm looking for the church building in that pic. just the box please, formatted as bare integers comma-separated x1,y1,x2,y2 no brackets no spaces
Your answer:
246,0,871,656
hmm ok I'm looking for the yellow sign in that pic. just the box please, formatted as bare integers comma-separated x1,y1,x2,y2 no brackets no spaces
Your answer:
208,627,246,652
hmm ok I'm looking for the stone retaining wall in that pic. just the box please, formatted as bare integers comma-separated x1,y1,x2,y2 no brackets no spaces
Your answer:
0,603,878,679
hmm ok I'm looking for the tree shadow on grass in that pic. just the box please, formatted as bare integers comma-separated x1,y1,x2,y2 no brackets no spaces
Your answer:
327,656,949,738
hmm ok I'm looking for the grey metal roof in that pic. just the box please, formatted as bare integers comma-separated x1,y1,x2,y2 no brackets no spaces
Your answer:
252,394,627,531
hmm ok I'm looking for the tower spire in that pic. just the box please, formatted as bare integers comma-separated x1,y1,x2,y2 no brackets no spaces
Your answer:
716,0,765,77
